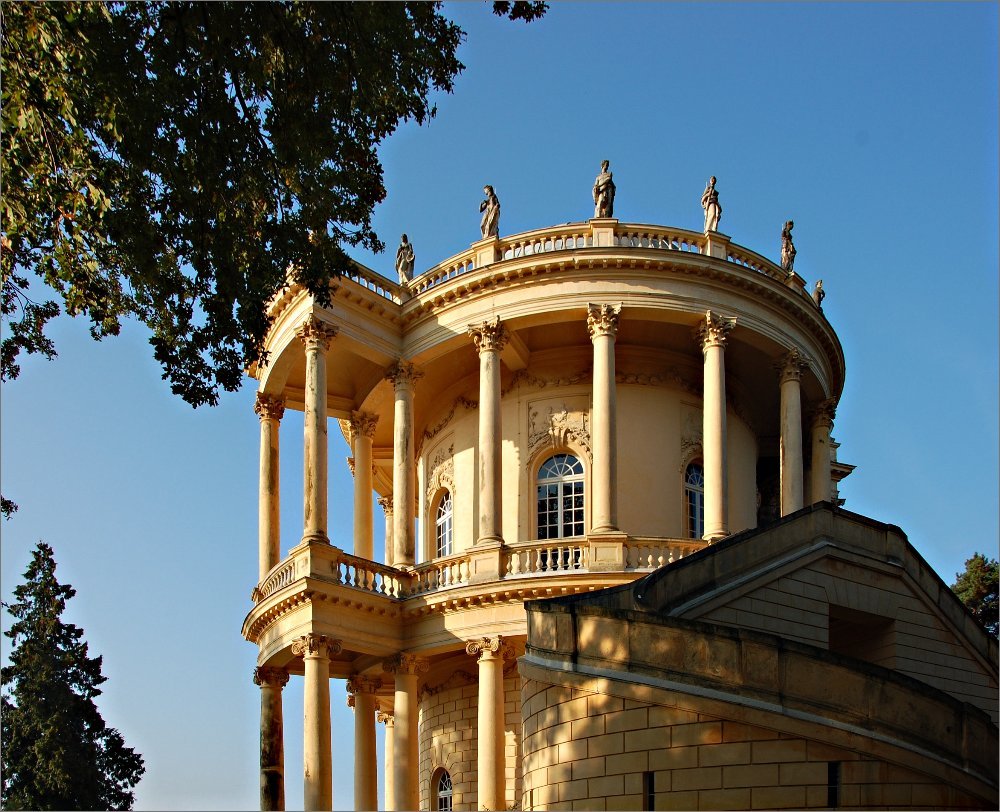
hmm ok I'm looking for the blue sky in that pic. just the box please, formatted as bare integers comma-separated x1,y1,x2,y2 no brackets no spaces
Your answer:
1,3,997,809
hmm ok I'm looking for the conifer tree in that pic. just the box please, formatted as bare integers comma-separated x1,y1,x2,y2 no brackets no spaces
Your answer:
952,552,1000,637
1,542,144,810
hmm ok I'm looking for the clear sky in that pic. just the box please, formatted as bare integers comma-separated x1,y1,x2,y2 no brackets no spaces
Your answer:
1,3,997,809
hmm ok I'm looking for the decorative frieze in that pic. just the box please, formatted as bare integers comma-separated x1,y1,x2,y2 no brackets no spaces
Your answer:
385,361,424,388
586,303,623,339
296,316,338,351
291,634,342,659
694,309,736,351
254,393,286,422
253,666,289,689
468,316,509,354
418,669,477,701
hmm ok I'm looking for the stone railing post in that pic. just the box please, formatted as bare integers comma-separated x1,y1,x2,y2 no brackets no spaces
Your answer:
291,634,342,811
255,394,285,581
778,349,809,516
254,666,289,811
587,303,622,533
297,317,338,544
386,363,423,566
694,311,736,541
468,317,509,545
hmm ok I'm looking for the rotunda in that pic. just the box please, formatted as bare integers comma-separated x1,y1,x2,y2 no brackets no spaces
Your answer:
243,192,996,811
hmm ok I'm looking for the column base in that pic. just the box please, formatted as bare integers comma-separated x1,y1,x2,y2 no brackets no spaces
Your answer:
299,531,330,545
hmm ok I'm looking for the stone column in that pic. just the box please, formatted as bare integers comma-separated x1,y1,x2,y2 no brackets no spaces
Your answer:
254,666,289,811
695,311,736,541
810,398,837,505
466,637,507,811
377,711,395,811
255,394,285,581
378,496,394,566
386,363,422,566
347,677,381,812
587,303,622,533
349,412,378,560
383,654,427,811
468,317,509,544
778,349,809,516
292,634,342,811
298,318,338,544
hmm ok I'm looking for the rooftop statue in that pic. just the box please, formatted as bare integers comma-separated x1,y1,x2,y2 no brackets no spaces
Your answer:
395,234,415,284
592,159,616,218
813,279,825,309
780,220,796,272
480,185,500,239
701,176,722,233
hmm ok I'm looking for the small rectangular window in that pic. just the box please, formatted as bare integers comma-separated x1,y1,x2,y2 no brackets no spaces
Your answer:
642,770,655,810
827,761,840,808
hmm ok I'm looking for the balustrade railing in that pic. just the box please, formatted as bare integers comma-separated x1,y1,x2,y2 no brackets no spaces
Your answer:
506,540,588,575
409,552,473,596
329,550,408,599
342,262,404,303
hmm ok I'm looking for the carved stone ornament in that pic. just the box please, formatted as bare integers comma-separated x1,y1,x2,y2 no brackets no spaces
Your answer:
290,633,343,659
679,408,704,472
812,397,837,428
468,315,509,354
254,393,286,422
376,711,394,725
349,410,379,441
296,316,338,352
377,495,393,516
385,361,424,388
528,403,592,461
426,443,455,507
418,669,477,702
382,653,429,676
694,310,736,351
465,636,512,660
586,303,623,340
777,348,810,384
346,676,383,696
253,666,290,689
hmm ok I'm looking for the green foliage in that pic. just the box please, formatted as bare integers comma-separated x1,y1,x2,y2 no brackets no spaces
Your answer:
951,552,999,637
1,1,545,406
1,542,145,810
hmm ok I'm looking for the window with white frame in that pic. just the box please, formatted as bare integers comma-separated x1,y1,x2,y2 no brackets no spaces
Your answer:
685,462,705,539
436,769,453,811
435,491,453,557
536,454,585,539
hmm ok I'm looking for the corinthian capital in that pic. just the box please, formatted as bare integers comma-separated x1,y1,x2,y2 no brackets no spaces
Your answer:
349,410,379,441
468,316,509,354
587,303,623,340
297,316,338,352
465,635,512,660
812,397,837,428
253,666,289,689
382,653,429,675
377,496,393,516
376,710,394,726
694,310,736,351
346,676,383,696
776,348,810,384
290,633,343,659
254,392,286,421
385,361,423,388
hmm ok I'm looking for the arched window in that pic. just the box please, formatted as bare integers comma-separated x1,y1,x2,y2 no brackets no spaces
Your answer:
536,454,585,539
685,462,705,539
436,769,453,811
435,491,453,557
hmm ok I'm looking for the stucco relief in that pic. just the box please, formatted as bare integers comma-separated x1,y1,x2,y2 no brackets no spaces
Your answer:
680,404,703,471
527,398,592,462
426,440,455,506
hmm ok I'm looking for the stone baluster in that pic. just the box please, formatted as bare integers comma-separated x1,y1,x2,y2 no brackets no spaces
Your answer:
778,349,810,516
291,634,342,811
810,398,837,505
694,311,736,541
466,637,509,811
347,677,381,812
255,394,285,580
386,363,423,566
382,653,427,811
254,666,289,811
587,303,623,533
468,317,509,544
349,412,378,560
297,318,338,544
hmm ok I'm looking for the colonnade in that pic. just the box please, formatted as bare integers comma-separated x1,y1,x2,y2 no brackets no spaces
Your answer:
250,309,837,810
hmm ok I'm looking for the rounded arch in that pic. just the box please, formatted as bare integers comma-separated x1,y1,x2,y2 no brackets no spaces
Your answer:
427,487,454,559
431,765,454,811
683,460,706,540
531,449,587,541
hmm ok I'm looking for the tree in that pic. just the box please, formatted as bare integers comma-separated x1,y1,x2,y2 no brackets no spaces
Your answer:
1,1,546,406
1,542,145,810
951,552,999,637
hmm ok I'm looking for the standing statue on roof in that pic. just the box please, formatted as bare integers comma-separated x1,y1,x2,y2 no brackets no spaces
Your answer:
813,279,825,309
592,159,616,218
701,176,722,233
395,234,415,284
780,220,796,272
479,185,500,239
